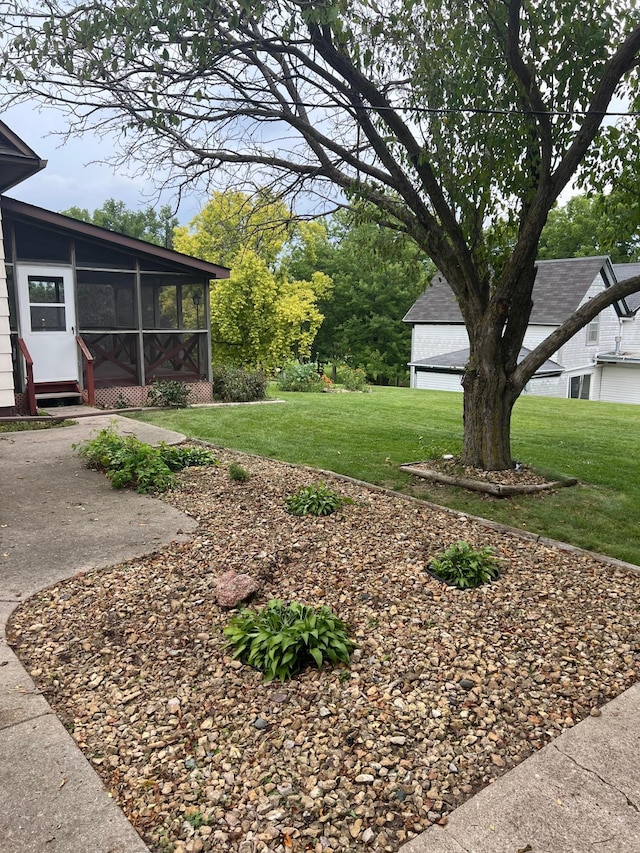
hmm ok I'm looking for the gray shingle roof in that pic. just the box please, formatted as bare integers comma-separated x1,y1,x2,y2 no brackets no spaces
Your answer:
410,346,563,376
403,256,615,325
613,263,640,313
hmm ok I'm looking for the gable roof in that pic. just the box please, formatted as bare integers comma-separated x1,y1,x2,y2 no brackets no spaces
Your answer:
410,346,564,377
0,119,47,193
613,263,640,313
1,196,230,278
403,256,623,325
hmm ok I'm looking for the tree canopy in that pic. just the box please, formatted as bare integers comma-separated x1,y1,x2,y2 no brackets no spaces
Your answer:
286,214,432,383
61,199,178,247
173,189,294,268
5,1,640,468
538,192,640,263
175,190,331,368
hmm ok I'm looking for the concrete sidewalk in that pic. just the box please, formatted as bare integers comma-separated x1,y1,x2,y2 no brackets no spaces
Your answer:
0,413,196,852
400,682,640,853
1,411,639,853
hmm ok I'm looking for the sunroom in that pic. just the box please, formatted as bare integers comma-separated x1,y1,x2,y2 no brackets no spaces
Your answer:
4,197,229,413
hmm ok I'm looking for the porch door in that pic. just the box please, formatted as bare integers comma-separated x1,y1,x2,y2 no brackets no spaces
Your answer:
16,265,79,383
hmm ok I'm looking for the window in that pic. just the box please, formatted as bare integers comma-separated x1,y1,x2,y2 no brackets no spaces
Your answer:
77,270,136,329
586,314,599,344
28,275,66,332
569,374,591,400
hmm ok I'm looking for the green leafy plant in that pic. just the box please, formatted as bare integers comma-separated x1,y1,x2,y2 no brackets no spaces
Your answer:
223,599,355,682
76,427,216,493
276,361,324,392
211,364,268,402
285,482,346,516
146,380,191,409
159,443,218,470
335,364,369,392
429,540,501,589
115,391,132,409
228,462,250,482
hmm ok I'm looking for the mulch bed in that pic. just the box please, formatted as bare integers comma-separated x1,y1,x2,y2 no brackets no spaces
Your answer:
7,449,640,853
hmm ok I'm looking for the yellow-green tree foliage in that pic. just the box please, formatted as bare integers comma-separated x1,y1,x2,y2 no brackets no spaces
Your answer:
174,191,331,368
174,190,292,268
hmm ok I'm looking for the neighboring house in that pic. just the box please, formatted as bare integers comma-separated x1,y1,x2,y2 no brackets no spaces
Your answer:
403,256,640,403
0,119,229,416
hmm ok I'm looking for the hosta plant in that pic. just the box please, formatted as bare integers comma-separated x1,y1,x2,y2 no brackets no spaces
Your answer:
285,482,346,516
429,540,501,589
223,599,355,682
76,427,216,493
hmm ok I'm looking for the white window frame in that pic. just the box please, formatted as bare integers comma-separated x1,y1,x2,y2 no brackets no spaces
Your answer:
569,374,591,400
586,314,599,345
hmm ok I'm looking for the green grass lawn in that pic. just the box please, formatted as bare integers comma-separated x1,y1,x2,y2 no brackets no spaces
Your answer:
132,386,640,566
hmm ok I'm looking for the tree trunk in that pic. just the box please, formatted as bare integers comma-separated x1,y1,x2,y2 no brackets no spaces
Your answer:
461,364,516,471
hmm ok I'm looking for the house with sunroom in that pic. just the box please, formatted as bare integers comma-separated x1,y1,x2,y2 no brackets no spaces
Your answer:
0,119,229,416
403,255,640,404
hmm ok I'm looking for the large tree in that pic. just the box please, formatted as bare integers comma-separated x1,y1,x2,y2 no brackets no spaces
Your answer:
5,1,640,468
174,190,331,367
62,199,179,247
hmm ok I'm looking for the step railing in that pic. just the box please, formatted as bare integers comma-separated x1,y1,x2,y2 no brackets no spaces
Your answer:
76,335,95,407
17,338,37,416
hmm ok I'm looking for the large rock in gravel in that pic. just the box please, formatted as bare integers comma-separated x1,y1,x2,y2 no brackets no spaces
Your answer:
215,570,259,608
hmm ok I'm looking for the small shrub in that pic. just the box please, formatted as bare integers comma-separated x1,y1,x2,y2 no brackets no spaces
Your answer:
229,462,250,482
146,380,191,409
77,427,216,493
285,482,346,516
276,361,324,392
223,599,355,682
160,444,218,471
211,364,268,403
336,364,369,392
429,540,501,589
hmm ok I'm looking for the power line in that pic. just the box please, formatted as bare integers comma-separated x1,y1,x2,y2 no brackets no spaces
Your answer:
229,96,638,119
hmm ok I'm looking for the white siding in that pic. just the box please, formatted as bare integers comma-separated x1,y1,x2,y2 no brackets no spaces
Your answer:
523,375,565,398
413,370,462,392
556,276,621,377
408,272,631,400
619,316,640,352
599,364,640,404
410,324,469,361
0,206,14,410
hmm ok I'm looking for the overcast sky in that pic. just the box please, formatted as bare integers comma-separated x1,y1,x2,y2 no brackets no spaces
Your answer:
2,103,203,224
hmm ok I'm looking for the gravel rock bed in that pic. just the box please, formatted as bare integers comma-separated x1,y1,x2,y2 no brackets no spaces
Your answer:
8,449,640,853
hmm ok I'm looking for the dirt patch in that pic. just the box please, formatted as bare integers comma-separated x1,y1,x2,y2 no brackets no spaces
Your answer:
7,449,639,853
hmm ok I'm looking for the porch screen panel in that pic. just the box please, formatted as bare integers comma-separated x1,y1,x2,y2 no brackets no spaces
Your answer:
77,270,136,330
141,278,178,329
82,332,140,387
14,221,71,263
75,240,136,270
182,283,206,330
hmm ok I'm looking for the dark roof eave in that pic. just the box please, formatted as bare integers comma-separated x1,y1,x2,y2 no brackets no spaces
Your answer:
1,196,231,278
0,156,48,193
